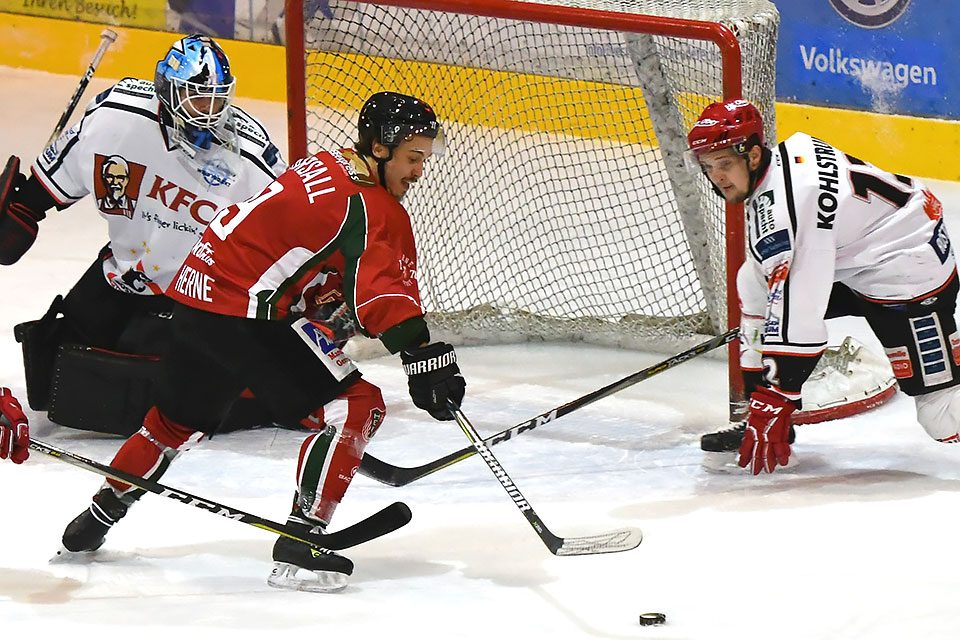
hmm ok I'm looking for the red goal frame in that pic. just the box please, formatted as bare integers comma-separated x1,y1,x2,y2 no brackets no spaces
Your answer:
283,0,748,416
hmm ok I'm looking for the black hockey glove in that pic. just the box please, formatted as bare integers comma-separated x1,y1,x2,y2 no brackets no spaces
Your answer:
0,156,47,265
401,342,466,421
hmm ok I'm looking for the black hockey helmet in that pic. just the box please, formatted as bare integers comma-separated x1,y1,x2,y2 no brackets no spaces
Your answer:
356,92,444,158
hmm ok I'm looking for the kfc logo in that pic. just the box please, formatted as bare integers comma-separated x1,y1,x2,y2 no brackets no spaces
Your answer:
94,154,146,219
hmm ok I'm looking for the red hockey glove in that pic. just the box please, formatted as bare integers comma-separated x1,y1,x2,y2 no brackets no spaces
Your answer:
738,387,796,475
0,387,29,464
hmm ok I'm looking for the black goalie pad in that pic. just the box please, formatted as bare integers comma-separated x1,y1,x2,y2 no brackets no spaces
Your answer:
48,344,161,436
13,297,67,411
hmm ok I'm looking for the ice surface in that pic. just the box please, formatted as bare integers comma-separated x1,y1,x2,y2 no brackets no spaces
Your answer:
2,66,960,638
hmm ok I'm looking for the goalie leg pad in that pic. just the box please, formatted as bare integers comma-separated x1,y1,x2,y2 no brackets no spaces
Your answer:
48,343,162,436
296,379,386,524
13,296,67,411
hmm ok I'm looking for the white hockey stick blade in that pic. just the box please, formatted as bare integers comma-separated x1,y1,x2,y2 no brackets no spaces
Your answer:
555,527,643,556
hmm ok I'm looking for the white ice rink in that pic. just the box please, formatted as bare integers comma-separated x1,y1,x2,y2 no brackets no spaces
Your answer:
3,66,960,638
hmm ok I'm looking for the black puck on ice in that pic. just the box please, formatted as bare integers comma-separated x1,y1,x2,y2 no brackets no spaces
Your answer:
638,612,667,626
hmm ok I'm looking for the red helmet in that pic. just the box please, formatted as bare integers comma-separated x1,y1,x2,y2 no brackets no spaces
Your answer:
687,99,764,157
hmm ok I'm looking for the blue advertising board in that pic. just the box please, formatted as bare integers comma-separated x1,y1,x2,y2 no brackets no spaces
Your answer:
774,0,959,118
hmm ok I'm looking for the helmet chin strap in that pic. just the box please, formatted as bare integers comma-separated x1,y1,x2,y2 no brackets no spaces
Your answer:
748,146,772,194
375,147,394,187
706,145,772,201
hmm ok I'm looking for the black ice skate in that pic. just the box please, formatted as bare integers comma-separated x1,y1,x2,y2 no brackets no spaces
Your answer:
700,421,796,452
60,487,129,553
267,533,354,593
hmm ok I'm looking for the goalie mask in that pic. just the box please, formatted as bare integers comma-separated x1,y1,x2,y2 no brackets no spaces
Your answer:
155,35,241,182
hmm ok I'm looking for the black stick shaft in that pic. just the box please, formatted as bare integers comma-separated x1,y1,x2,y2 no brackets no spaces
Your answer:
360,327,740,486
47,29,118,146
29,438,410,550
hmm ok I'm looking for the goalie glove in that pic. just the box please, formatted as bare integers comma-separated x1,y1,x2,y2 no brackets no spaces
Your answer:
401,342,466,421
0,387,29,464
0,156,46,265
738,387,796,475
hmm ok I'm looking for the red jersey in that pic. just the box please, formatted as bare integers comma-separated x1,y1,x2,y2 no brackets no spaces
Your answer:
167,149,425,347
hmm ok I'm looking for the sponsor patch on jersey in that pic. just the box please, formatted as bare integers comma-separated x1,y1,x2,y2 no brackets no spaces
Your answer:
752,190,776,236
929,219,951,264
41,123,79,164
93,153,147,219
113,78,156,98
199,158,237,187
332,149,376,187
950,333,960,367
884,346,914,379
755,229,791,260
764,317,780,337
923,189,944,221
292,317,359,382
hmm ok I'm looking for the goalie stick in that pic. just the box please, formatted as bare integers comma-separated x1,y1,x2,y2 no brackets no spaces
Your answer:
29,438,411,551
449,401,642,556
359,327,740,486
47,28,118,146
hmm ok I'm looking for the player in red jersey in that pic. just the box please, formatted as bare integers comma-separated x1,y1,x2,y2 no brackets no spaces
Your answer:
57,92,466,593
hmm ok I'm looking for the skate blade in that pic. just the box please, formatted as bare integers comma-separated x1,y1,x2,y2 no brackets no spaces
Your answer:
266,562,349,593
49,545,101,564
701,451,802,475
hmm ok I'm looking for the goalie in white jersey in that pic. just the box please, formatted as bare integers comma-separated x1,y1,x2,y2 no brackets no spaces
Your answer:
0,35,285,435
687,98,960,474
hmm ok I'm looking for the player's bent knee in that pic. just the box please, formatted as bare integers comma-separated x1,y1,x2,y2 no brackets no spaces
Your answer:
344,378,386,440
914,386,960,443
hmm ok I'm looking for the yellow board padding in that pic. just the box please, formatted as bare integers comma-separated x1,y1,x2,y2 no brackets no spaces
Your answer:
2,11,957,180
304,52,657,144
776,102,960,182
0,12,287,102
0,0,166,29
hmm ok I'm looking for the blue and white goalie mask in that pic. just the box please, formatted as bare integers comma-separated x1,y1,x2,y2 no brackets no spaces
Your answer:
155,35,241,182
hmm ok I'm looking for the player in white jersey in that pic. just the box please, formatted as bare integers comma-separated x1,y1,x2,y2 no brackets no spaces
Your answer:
687,99,960,474
0,35,286,436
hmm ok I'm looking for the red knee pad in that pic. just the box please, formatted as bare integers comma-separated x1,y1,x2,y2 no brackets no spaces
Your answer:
301,378,386,441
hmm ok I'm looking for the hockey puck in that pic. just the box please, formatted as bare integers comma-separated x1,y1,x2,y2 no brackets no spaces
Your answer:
638,612,667,626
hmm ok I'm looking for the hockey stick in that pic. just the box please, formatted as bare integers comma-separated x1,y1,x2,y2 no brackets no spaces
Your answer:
448,401,642,556
359,327,740,486
29,438,411,551
47,28,118,146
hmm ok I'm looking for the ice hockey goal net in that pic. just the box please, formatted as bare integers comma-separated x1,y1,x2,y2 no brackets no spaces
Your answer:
285,0,780,409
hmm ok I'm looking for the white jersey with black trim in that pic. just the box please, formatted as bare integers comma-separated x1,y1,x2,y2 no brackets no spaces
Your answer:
31,77,286,295
740,132,955,386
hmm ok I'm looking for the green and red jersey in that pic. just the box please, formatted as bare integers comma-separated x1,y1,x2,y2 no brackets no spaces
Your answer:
167,148,428,352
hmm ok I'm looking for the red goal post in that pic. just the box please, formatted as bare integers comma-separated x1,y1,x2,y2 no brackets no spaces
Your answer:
283,0,759,418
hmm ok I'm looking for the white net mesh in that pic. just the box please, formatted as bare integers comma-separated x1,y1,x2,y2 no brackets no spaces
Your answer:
291,0,780,351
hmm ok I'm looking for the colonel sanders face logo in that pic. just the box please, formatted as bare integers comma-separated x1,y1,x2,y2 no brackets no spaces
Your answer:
102,159,129,200
94,154,146,219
